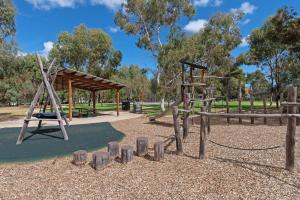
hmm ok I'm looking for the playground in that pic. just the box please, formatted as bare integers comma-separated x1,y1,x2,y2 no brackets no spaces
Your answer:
1,1,300,199
0,56,299,198
0,116,299,199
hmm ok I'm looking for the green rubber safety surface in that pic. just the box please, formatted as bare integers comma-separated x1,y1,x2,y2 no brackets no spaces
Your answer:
0,122,125,163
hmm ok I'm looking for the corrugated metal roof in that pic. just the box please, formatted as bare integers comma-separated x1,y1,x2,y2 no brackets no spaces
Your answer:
55,68,126,91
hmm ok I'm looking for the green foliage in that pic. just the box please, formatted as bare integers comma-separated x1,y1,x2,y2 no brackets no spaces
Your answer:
265,7,300,58
115,0,194,56
50,24,122,79
112,64,151,100
158,12,244,100
242,7,300,105
246,70,269,94
0,0,15,44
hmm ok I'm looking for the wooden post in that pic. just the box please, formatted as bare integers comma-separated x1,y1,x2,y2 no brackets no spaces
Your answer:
116,89,120,116
154,141,164,161
37,55,68,141
279,93,283,126
238,80,242,124
207,101,212,134
263,95,267,124
226,78,230,124
72,150,87,166
298,106,300,126
16,59,55,144
108,141,120,159
199,106,207,159
172,106,183,155
68,75,73,121
92,151,110,170
136,137,148,156
92,91,96,114
183,93,191,139
190,67,195,125
250,91,254,124
285,85,297,171
181,63,186,101
121,145,134,163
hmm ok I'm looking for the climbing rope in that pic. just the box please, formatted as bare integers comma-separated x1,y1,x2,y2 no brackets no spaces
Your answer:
208,139,283,151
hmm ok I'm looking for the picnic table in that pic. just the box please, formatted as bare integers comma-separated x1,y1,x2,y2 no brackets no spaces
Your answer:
75,107,95,117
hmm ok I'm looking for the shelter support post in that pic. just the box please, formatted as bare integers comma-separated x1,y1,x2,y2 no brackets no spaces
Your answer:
285,85,297,171
68,75,73,121
116,89,120,116
92,91,96,114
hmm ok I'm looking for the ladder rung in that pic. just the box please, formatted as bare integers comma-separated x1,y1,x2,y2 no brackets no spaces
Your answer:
182,83,206,87
178,109,192,113
25,119,63,121
190,98,216,102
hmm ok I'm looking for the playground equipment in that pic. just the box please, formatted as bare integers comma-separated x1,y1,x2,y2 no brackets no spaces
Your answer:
171,59,300,171
16,54,69,144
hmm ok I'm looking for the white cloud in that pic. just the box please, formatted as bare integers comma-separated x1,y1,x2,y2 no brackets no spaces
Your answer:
194,0,210,7
242,18,251,25
90,0,124,10
41,41,54,57
239,36,248,47
184,19,208,33
231,2,257,15
194,0,222,7
25,0,85,10
213,0,222,7
109,26,120,33
25,0,124,10
17,51,28,57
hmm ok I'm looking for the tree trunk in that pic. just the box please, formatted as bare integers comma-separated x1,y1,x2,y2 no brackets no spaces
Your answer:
160,97,165,112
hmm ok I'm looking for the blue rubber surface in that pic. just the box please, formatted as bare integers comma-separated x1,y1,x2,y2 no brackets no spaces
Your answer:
0,122,125,163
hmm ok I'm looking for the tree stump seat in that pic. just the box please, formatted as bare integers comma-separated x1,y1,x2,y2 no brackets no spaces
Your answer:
72,150,87,165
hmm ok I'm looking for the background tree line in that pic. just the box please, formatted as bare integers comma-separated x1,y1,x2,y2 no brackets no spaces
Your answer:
0,0,299,108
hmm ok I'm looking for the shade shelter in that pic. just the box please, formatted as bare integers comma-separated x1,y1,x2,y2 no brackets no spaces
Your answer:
55,68,126,121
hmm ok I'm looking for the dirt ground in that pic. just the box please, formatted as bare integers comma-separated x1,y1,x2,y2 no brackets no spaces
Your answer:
0,106,28,122
0,116,299,199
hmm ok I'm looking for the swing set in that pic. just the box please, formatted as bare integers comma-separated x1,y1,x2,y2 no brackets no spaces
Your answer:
16,54,69,144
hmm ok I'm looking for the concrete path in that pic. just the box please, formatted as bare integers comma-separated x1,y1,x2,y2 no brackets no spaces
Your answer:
0,111,143,128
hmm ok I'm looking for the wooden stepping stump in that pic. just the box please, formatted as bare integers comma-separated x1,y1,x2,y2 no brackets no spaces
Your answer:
121,145,134,163
154,142,164,161
108,141,120,159
72,150,87,165
92,151,110,170
136,137,148,156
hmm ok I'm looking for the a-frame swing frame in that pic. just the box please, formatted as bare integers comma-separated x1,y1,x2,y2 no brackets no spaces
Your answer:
16,54,69,145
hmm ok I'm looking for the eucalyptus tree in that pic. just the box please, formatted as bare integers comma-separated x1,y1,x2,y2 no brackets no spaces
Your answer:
0,0,17,105
0,0,16,79
0,0,15,45
265,7,300,59
158,12,243,101
50,24,122,79
243,8,299,107
112,64,151,100
246,70,269,94
115,0,195,111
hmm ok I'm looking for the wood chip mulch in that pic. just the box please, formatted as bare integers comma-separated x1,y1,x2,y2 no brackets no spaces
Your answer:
0,116,299,199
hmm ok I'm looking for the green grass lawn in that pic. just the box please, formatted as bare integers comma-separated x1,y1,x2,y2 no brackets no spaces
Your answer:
58,100,276,118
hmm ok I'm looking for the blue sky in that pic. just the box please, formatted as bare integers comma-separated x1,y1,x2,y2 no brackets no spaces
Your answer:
14,0,300,76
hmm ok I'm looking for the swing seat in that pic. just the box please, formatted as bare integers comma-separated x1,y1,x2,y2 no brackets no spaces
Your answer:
33,112,66,119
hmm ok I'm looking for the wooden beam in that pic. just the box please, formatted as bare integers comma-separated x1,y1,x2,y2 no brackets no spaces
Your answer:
286,85,297,171
58,72,123,89
68,75,73,121
197,112,300,118
92,91,96,114
116,89,120,116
